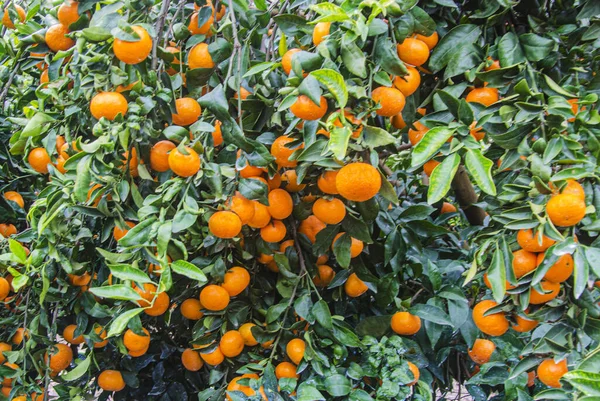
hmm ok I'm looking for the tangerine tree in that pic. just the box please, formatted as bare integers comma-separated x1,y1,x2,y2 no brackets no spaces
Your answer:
0,0,599,400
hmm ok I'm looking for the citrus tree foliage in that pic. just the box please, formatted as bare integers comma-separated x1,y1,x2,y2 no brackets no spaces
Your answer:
0,0,599,400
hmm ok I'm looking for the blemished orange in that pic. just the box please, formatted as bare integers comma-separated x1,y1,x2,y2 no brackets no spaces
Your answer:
372,86,406,117
336,162,381,202
423,160,440,177
45,24,75,52
271,136,303,168
407,362,420,385
512,314,539,332
220,330,244,358
282,48,302,75
188,12,213,35
414,31,439,49
472,300,509,336
345,273,368,297
113,26,152,65
221,266,250,297
441,202,457,214
200,285,230,311
63,325,84,345
408,121,429,145
468,339,495,365
188,43,215,69
209,211,242,238
98,370,126,392
260,220,287,243
391,113,406,129
200,346,224,365
312,265,335,287
93,326,108,348
512,249,537,278
172,98,202,126
2,5,26,29
313,22,331,46
517,229,555,252
466,87,499,106
150,140,176,172
318,170,339,194
46,343,73,373
396,38,429,66
212,120,223,146
393,66,421,96
391,312,422,335
57,1,81,26
281,169,306,192
168,146,201,177
0,278,9,301
298,215,326,243
536,253,573,283
90,92,128,121
239,323,258,346
248,201,272,228
113,221,135,241
0,343,11,364
4,191,24,208
181,298,204,320
537,359,568,388
267,189,293,219
229,192,255,224
313,198,346,225
546,193,586,227
290,95,328,120
530,281,560,304
28,147,52,174
123,328,150,352
276,361,299,379
181,349,203,371
286,338,305,365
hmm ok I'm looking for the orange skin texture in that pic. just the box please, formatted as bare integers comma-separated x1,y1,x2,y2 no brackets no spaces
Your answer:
90,92,128,121
298,215,326,243
529,281,560,304
123,328,150,352
512,314,539,332
391,312,421,335
290,95,328,120
512,249,538,278
58,1,81,27
423,160,440,177
221,266,250,296
46,343,73,373
45,24,75,52
0,279,9,302
113,26,153,65
318,170,339,194
2,5,26,29
472,300,509,336
4,191,24,208
212,120,223,146
189,43,215,69
209,211,242,239
468,339,496,364
267,189,293,219
229,192,255,224
345,273,368,297
271,136,303,168
546,193,586,227
466,87,499,106
0,343,10,364
150,140,176,172
517,229,555,252
332,232,363,258
313,198,346,225
135,284,170,316
172,98,202,126
181,349,203,371
560,179,585,200
168,146,201,177
200,346,224,365
536,253,573,283
181,298,204,320
372,86,406,117
28,147,52,174
260,220,287,243
393,66,421,96
220,330,244,358
537,359,568,388
281,169,306,192
275,362,299,379
391,113,406,129
414,32,439,49
188,12,214,35
336,162,382,202
485,58,501,71
282,48,302,75
396,38,429,66
313,265,335,287
286,338,306,365
98,370,126,392
200,285,230,311
248,201,272,228
408,121,429,146
440,202,457,214
312,22,331,46
239,323,258,346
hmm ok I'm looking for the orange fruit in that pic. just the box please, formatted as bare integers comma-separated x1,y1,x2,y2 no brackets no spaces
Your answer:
546,193,586,227
517,229,555,252
260,220,287,243
286,338,305,365
46,343,73,373
165,46,182,75
2,362,18,386
134,283,170,316
282,48,301,75
318,170,339,194
63,325,84,345
271,136,303,168
55,156,67,173
172,98,202,126
220,330,244,358
45,24,75,52
512,249,538,278
313,198,346,225
239,323,259,346
3,191,24,208
537,359,568,388
312,22,331,46
188,43,215,69
234,86,251,100
93,326,108,348
181,298,204,320
312,265,335,287
391,113,406,129
168,146,201,177
393,66,421,96
0,278,9,301
466,87,499,106
396,38,429,66
228,192,255,224
28,147,52,174
468,339,495,364
567,98,580,122
200,346,224,366
209,211,242,239
212,120,223,146
267,173,282,190
98,370,126,392
113,26,152,65
472,300,509,336
332,232,363,257
422,160,440,177
345,273,368,297
123,328,150,352
414,31,438,49
181,349,203,371
469,122,485,141
0,224,17,238
536,253,573,283
276,361,299,379
281,169,306,192
484,58,500,71
2,4,26,29
68,272,91,286
221,266,250,297
248,201,272,228
113,221,135,241
407,362,420,385
150,140,176,172
336,162,381,202
530,281,560,304
440,202,457,214
0,343,10,364
90,92,128,121
188,12,213,35
298,215,326,243
512,314,538,332
267,189,293,219
290,95,328,120
560,179,585,200
280,239,294,253
226,374,261,400
40,69,49,84
372,86,406,117
58,1,81,26
408,121,429,145
200,285,230,311
391,312,421,335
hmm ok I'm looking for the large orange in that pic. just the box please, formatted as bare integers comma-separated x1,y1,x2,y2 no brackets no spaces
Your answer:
317,170,339,194
188,43,215,69
391,312,421,335
517,229,555,252
313,198,346,225
546,193,586,227
181,349,203,371
537,359,568,388
209,211,242,238
468,339,495,364
28,147,52,174
472,300,509,336
220,330,244,358
393,66,421,96
466,87,499,106
221,266,250,297
298,215,326,243
290,95,328,120
260,220,287,243
267,189,293,219
512,249,537,278
336,162,381,202
271,136,303,167
90,92,128,121
2,5,26,29
4,191,24,208
188,12,213,35
113,26,152,65
313,22,331,46
529,281,560,304
181,298,204,320
286,338,305,365
344,273,368,297
371,86,405,117
536,253,573,283
172,98,202,126
45,24,75,52
281,48,301,75
57,1,81,26
98,370,126,392
46,343,73,373
396,38,429,66
199,285,230,311
168,146,201,177
150,140,176,172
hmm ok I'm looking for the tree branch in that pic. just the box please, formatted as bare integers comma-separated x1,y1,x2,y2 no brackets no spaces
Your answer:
451,165,486,226
152,0,172,70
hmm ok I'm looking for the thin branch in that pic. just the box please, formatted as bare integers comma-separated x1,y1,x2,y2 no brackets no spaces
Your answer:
152,0,172,70
0,60,21,107
164,0,186,46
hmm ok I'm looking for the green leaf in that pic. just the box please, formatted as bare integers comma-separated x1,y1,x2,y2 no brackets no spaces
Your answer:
243,62,276,78
411,127,454,167
108,264,152,284
312,300,333,330
427,153,460,204
520,33,554,62
107,308,144,338
62,353,92,381
355,315,391,337
297,383,326,401
310,69,348,108
74,157,92,203
21,112,55,138
327,127,352,160
487,244,506,303
341,41,367,78
171,260,208,283
324,374,352,397
362,126,397,148
498,32,526,66
239,177,269,204
429,25,481,72
374,38,408,76
89,285,142,302
564,370,600,396
410,303,454,326
543,75,577,97
8,239,27,264
465,149,496,196
444,44,481,80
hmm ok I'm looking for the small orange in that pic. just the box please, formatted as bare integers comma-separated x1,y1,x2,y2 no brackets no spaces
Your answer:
113,221,135,241
199,285,230,311
150,140,176,172
468,339,495,364
172,98,202,126
40,69,49,84
188,43,215,69
221,266,250,297
0,343,11,364
271,136,303,168
63,325,84,345
440,202,457,214
484,58,500,71
391,312,421,335
318,171,339,194
3,191,24,208
290,95,328,120
537,359,568,388
248,201,272,228
45,24,75,52
123,328,150,352
113,26,152,65
282,48,302,75
408,121,429,145
181,349,203,371
281,169,306,192
181,298,204,320
529,281,560,304
239,323,258,346
312,22,331,46
0,278,9,301
512,249,538,278
234,86,251,100
345,273,368,297
407,362,420,385
393,66,421,96
336,162,381,202
212,120,223,146
2,4,26,29
313,198,346,225
134,283,170,316
209,211,242,239
90,92,128,121
267,189,293,219
188,12,213,35
517,229,555,252
58,1,81,27
396,38,429,66
298,215,326,243
226,374,261,400
98,370,126,392
466,87,499,106
512,314,538,332
469,122,485,141
372,86,406,117
423,160,440,177
168,146,201,177
93,326,108,348
220,330,244,358
46,343,73,373
200,346,224,366
472,300,509,336
414,31,438,49
260,220,287,243
229,192,255,224
286,338,305,365
28,147,52,174
391,113,406,129
312,265,335,287
276,361,299,379
546,193,586,227
68,272,91,286
536,253,573,283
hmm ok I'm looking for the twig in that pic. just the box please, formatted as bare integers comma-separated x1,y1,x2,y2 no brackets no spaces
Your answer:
379,161,393,177
227,0,243,123
164,0,186,46
0,60,21,107
152,0,172,70
43,296,61,401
